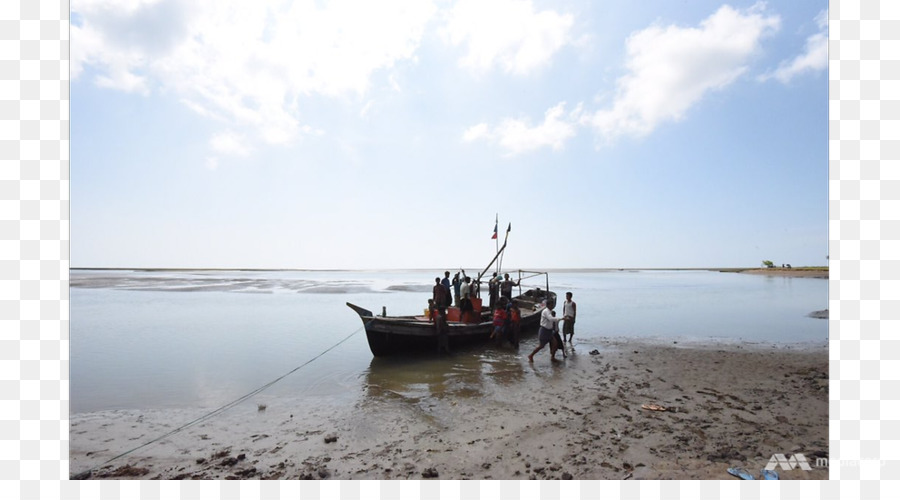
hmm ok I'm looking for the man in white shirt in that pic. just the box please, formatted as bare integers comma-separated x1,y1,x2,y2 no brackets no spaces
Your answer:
459,276,470,303
528,301,568,362
562,292,577,342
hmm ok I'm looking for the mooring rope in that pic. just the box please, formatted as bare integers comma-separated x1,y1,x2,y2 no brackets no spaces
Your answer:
72,322,368,479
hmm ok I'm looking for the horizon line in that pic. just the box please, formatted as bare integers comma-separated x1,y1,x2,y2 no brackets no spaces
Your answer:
69,266,827,272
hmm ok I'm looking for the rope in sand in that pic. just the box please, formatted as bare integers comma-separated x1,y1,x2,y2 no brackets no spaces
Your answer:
71,322,368,480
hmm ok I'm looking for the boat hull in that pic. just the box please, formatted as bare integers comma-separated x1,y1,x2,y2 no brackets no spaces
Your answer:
348,290,555,357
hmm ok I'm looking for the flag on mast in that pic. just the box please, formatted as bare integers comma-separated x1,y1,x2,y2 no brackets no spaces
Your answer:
491,220,498,239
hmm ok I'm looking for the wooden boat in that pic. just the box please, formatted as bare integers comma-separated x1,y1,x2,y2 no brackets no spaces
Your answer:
346,236,558,356
347,280,555,356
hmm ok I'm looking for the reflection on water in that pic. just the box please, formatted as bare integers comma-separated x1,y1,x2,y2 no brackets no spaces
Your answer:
362,345,530,406
355,338,577,433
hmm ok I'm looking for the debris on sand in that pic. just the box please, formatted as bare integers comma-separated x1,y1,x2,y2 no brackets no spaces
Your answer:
220,454,246,467
96,464,150,478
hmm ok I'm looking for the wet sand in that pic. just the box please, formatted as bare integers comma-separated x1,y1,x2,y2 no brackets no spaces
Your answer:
70,339,828,481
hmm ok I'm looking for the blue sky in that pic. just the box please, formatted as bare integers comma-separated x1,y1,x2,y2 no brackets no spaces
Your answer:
71,0,828,270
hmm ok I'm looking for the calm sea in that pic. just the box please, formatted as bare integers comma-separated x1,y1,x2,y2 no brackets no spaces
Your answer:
70,269,827,414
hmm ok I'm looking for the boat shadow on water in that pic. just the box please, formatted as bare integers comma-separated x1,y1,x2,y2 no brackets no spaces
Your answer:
360,343,533,406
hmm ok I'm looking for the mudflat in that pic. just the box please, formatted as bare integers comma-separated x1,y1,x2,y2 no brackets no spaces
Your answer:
70,339,827,481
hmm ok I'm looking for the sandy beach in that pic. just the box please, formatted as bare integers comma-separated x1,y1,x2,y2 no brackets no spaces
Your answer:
71,338,828,481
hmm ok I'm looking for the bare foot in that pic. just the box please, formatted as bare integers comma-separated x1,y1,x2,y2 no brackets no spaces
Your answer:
528,355,534,362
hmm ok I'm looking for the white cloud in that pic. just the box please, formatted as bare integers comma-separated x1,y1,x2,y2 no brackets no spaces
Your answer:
70,23,101,81
759,10,827,84
93,64,149,94
466,4,781,155
209,131,251,156
72,0,437,152
300,125,325,137
587,3,780,142
463,102,579,155
462,123,490,142
360,100,375,119
442,0,574,75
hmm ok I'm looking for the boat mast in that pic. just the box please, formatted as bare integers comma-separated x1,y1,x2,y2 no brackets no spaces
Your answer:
498,222,509,274
477,238,508,286
494,213,499,276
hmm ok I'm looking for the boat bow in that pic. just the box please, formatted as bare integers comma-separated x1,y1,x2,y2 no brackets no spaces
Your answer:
346,302,374,318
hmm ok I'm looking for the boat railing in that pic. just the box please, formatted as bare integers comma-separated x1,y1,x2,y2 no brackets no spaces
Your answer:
473,269,552,295
514,269,549,291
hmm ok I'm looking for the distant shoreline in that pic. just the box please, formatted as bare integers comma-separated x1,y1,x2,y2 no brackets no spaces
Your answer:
722,268,829,279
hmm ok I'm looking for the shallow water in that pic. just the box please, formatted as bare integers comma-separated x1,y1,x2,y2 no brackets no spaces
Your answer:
70,269,827,413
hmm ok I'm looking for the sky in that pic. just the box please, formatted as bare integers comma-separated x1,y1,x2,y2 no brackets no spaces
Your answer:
70,0,828,270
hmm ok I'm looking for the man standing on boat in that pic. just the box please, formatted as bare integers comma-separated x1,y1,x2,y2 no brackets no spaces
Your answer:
562,292,577,342
441,271,452,302
459,291,474,323
488,272,500,310
528,302,568,362
459,276,471,306
500,273,520,301
433,277,450,309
